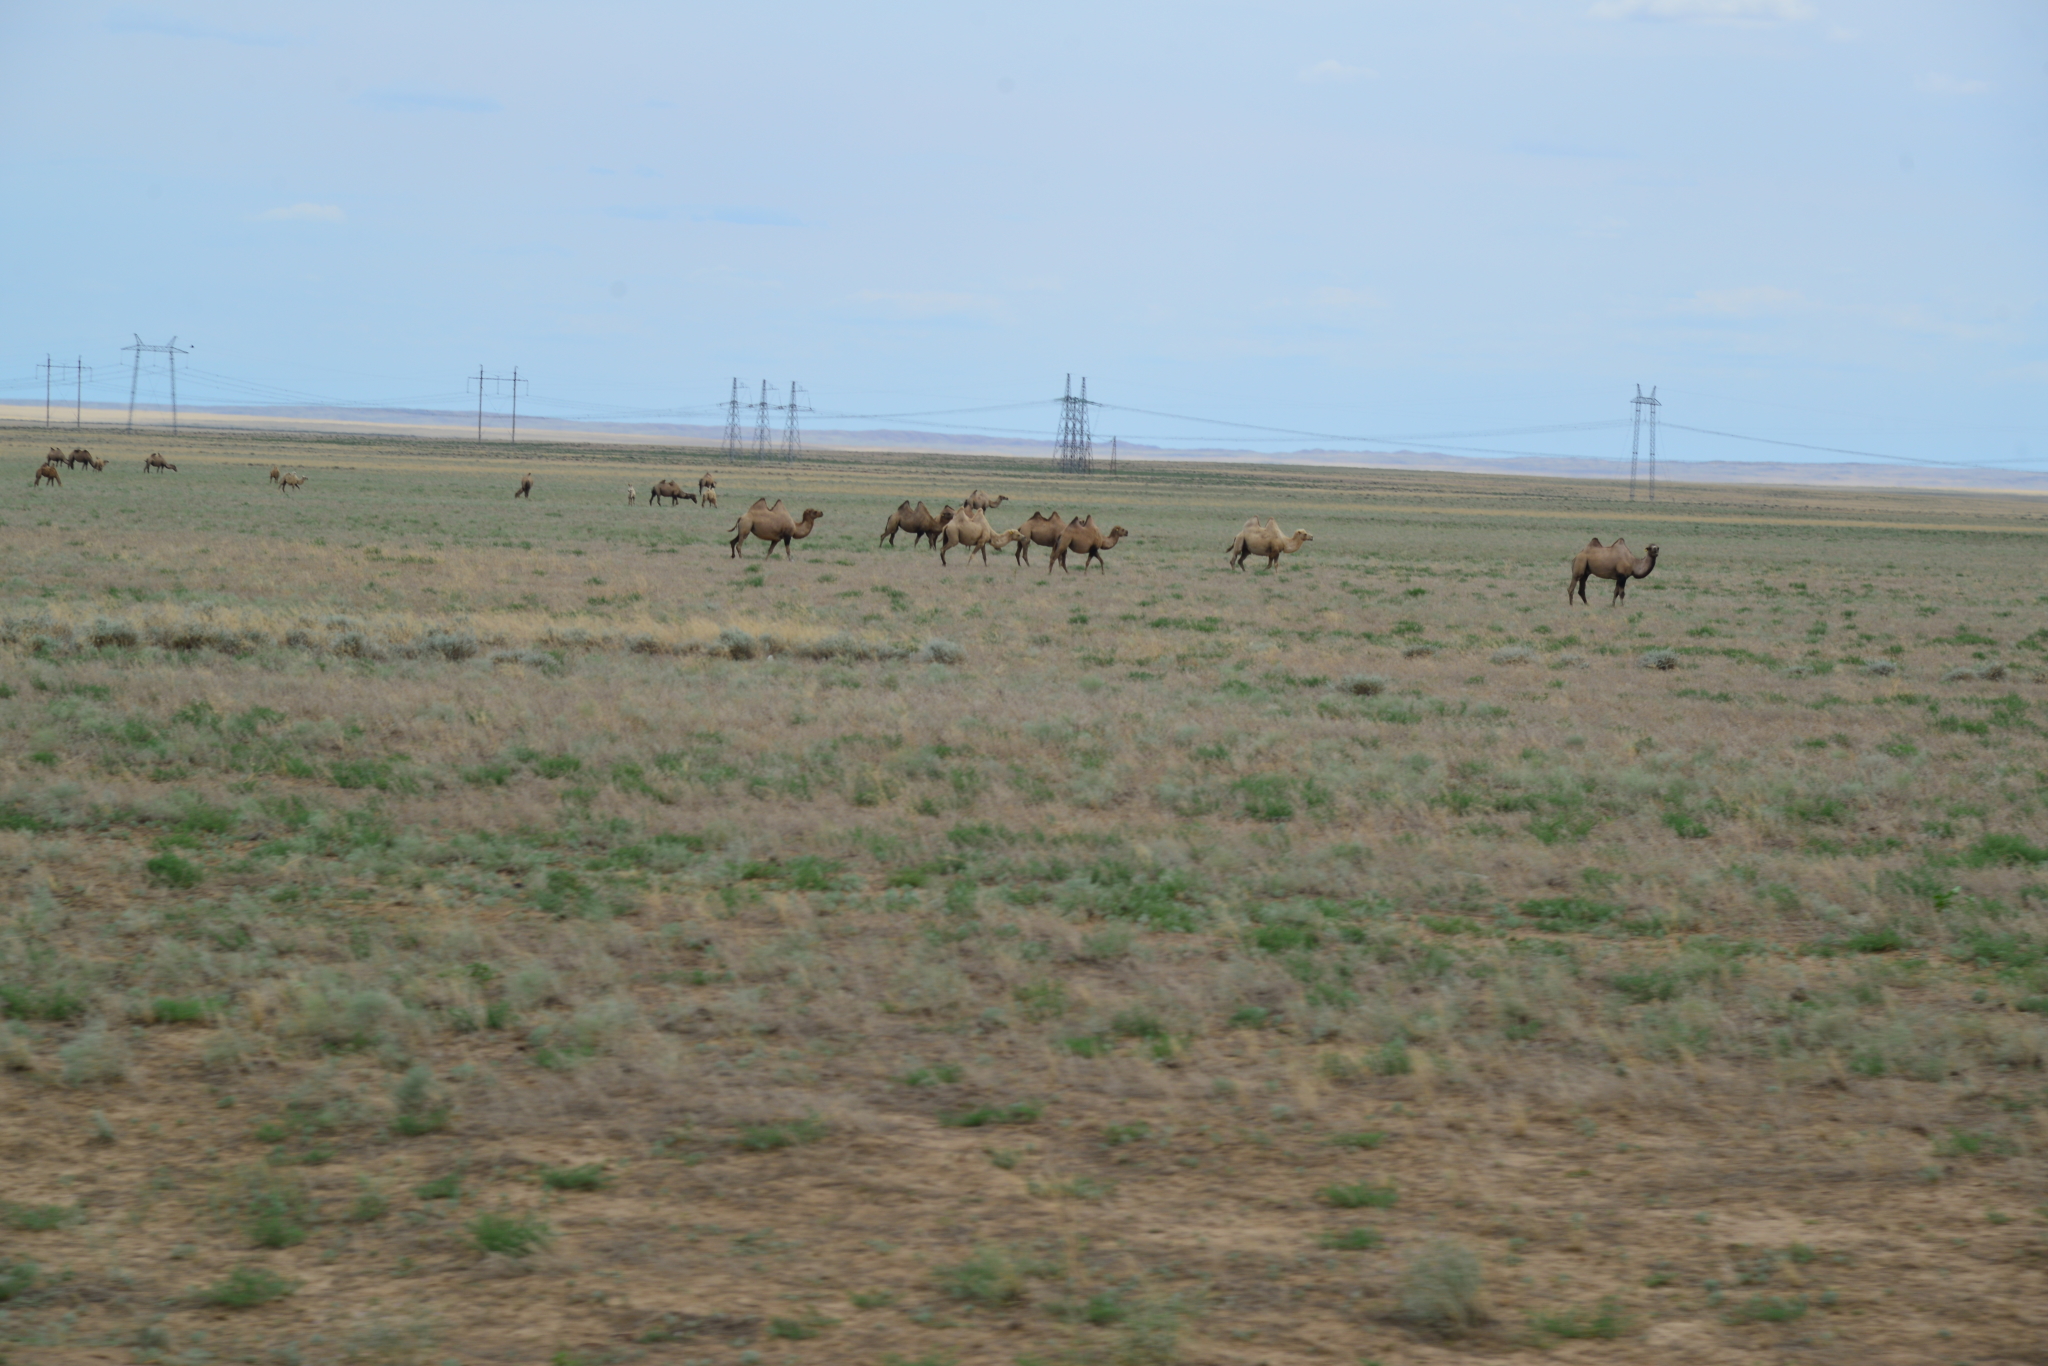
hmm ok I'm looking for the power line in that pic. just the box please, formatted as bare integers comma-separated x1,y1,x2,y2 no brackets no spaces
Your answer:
1629,385,1659,501
123,335,189,433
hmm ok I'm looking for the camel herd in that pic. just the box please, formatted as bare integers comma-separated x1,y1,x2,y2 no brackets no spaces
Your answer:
18,452,1663,601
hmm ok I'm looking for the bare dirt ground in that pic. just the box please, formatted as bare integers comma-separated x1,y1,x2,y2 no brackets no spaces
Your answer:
2,430,2045,1366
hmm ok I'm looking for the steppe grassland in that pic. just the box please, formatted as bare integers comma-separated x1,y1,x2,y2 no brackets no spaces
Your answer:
2,428,2047,1364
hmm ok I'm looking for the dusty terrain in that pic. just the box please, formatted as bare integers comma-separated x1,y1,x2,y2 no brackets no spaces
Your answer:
2,430,2045,1366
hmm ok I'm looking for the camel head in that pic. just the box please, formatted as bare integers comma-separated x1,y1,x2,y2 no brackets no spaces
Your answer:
800,509,825,524
1106,525,1130,544
1293,529,1313,544
1642,544,1660,569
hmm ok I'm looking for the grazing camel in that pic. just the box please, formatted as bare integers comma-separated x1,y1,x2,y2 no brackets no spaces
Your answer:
1229,520,1313,571
1009,511,1066,566
1050,520,1128,574
881,500,949,547
514,474,533,499
47,447,64,465
939,506,1002,565
144,452,177,473
650,479,696,507
699,474,716,498
32,461,61,488
279,472,306,493
729,504,823,559
268,466,281,485
962,490,1009,512
86,455,104,472
1569,538,1660,605
65,449,94,470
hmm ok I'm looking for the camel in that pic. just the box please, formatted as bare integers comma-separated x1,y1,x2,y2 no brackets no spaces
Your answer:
1009,511,1066,566
65,449,94,470
728,503,823,558
650,479,696,507
962,490,1009,512
1228,519,1313,571
700,485,717,509
627,486,637,505
1569,537,1660,605
268,466,281,485
881,500,950,547
1050,519,1128,574
279,473,306,493
939,506,1002,565
47,447,63,465
144,452,177,473
514,474,532,499
699,474,716,498
32,461,61,488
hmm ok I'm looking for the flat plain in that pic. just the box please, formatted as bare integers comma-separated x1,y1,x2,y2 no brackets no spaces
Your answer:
2,428,2046,1366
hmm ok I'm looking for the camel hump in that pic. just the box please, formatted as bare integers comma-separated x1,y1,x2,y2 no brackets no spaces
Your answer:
1584,537,1604,548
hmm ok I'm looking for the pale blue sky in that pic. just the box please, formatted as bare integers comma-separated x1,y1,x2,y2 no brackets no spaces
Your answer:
3,1,2042,468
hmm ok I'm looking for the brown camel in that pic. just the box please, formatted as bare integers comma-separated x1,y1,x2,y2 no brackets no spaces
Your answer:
514,473,532,499
279,472,306,493
650,479,696,507
143,452,177,473
881,500,948,547
1050,519,1128,574
65,448,93,470
1008,510,1066,566
1229,519,1313,571
86,455,104,471
699,474,716,497
939,506,1001,565
700,485,717,509
268,466,281,485
1569,537,1660,605
46,447,63,465
729,505,823,558
32,461,61,488
962,490,1009,512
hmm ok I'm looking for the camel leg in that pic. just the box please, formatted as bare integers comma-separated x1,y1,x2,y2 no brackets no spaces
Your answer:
1611,574,1626,605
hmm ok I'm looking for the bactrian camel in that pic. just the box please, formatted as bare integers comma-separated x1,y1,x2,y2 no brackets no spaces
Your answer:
1228,517,1313,571
514,473,533,499
279,473,306,493
65,449,94,470
1051,518,1128,574
881,500,950,548
268,466,281,484
144,452,177,473
33,461,61,488
1569,537,1659,605
962,490,1008,512
729,500,823,559
650,479,695,507
1010,511,1065,566
939,506,1002,565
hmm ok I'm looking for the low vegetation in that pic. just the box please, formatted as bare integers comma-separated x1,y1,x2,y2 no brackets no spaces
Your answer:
0,433,2044,1360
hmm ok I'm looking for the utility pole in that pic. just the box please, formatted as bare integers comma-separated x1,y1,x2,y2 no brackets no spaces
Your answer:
1629,385,1660,501
122,336,189,433
723,379,745,462
467,367,529,443
780,381,810,463
1054,373,1094,474
40,357,93,429
1111,436,1117,472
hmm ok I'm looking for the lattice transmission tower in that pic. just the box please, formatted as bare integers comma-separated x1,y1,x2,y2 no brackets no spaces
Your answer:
1629,384,1660,501
779,382,810,463
1054,374,1093,474
751,380,780,459
123,335,189,433
723,379,745,461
